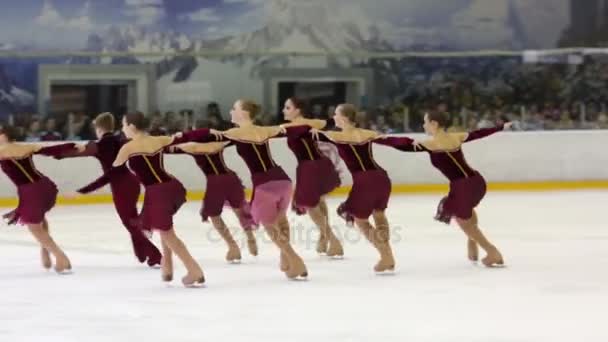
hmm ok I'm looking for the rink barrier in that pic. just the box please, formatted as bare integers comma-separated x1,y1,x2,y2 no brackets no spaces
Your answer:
1,180,608,207
2,131,608,207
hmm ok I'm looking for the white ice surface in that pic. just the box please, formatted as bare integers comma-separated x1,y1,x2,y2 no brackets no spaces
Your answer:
1,192,607,342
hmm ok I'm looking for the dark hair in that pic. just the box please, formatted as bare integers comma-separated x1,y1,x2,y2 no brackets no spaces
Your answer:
426,110,450,128
287,97,310,116
124,111,149,131
239,99,261,118
337,103,358,124
94,112,115,132
0,126,18,142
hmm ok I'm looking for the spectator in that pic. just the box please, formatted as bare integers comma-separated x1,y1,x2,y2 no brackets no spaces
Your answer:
466,116,478,131
355,111,369,129
554,111,576,130
447,115,465,132
149,112,168,136
523,111,546,131
180,109,194,130
25,119,41,142
326,106,336,120
476,111,495,129
14,126,27,141
370,113,394,133
311,104,323,119
207,112,230,130
256,112,276,126
163,111,177,133
40,117,63,141
65,112,90,140
390,106,409,132
206,102,221,117
206,102,230,130
597,112,608,129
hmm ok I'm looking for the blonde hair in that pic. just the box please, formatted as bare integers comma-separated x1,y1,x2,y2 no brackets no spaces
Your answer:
94,112,115,132
239,99,262,118
337,103,358,124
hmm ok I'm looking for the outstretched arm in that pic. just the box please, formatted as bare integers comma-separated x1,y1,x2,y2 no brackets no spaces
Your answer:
170,128,224,145
258,125,288,139
281,118,332,130
76,173,112,194
34,143,80,157
51,141,97,159
275,118,334,138
163,145,188,154
460,123,511,143
165,141,231,155
279,124,315,137
73,142,118,192
373,136,429,152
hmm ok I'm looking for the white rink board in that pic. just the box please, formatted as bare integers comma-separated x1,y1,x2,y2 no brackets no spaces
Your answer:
1,130,608,197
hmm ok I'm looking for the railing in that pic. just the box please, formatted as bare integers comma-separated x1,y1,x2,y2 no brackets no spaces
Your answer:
0,47,606,58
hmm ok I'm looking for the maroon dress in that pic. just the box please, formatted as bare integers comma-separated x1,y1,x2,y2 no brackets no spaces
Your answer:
52,133,143,221
51,132,162,265
166,145,254,229
126,151,186,231
1,144,75,225
122,129,218,230
218,134,292,225
315,132,391,225
375,125,504,223
282,125,341,214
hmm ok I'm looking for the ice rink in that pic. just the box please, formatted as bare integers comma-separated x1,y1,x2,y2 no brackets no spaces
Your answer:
1,191,607,342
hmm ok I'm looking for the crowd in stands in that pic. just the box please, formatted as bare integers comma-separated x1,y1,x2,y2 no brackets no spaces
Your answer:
1,101,607,142
2,55,608,140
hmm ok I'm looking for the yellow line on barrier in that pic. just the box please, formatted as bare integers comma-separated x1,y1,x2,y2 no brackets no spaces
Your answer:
1,180,607,207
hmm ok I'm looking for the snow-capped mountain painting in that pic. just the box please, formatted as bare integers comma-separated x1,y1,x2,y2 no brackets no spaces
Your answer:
0,0,571,53
0,64,35,116
0,0,585,116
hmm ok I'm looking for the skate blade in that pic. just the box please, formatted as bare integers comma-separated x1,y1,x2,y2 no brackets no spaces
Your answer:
182,275,206,288
288,275,309,281
374,268,396,276
484,263,507,269
183,280,206,288
326,254,345,260
227,259,242,265
55,269,73,275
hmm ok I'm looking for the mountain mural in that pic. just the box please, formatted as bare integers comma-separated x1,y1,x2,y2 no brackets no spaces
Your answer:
0,64,35,115
0,0,591,117
0,0,572,53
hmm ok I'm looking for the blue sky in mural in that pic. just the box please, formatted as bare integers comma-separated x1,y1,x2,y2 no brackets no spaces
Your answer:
0,0,262,47
0,0,571,51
